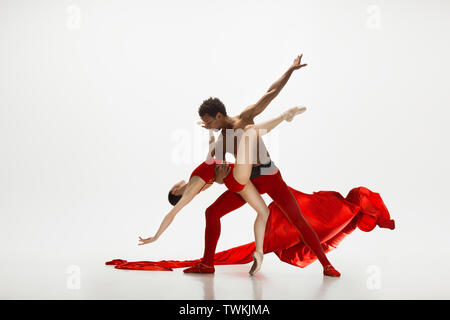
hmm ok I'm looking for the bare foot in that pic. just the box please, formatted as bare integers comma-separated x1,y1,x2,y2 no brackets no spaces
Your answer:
249,251,264,276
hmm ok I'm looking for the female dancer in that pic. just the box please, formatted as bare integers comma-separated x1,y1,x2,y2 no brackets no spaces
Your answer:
138,106,307,275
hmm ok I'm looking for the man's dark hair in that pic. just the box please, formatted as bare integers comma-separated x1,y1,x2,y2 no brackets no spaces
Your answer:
168,191,182,206
198,97,227,118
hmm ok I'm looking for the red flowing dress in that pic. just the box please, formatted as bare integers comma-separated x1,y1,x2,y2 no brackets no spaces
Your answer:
106,161,395,271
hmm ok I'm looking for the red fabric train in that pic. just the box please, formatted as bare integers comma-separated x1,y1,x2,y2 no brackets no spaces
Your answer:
106,186,395,271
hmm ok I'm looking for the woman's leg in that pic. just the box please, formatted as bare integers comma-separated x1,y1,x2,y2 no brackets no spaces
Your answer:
233,106,306,185
237,181,269,275
249,106,306,135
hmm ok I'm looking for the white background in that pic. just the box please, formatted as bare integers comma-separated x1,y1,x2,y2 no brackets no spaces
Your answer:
1,0,449,299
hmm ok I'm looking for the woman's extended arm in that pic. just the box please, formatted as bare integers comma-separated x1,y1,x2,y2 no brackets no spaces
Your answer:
138,176,206,245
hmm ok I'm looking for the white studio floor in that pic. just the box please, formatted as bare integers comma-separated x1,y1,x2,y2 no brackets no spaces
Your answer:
2,239,449,300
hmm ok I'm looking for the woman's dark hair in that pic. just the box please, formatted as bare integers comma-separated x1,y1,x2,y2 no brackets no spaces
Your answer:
168,192,182,206
198,97,227,118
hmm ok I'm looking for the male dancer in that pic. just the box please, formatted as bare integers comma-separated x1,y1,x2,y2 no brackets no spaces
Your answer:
139,107,307,275
182,54,341,276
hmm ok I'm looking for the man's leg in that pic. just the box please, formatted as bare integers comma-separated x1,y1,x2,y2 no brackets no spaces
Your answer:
184,190,247,273
265,171,341,276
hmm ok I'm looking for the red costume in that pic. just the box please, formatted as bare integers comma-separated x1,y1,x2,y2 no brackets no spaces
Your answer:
106,161,395,272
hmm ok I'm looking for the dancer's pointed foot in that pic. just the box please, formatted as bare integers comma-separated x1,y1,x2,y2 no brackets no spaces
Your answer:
249,251,264,276
323,264,341,277
282,106,306,122
183,262,215,274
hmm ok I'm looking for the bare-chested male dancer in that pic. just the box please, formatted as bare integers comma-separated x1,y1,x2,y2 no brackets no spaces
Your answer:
178,54,341,277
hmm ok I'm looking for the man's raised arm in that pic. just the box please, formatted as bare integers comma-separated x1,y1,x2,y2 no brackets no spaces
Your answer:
240,54,307,120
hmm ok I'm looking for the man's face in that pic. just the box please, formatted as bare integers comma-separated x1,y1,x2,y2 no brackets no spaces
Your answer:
200,114,222,130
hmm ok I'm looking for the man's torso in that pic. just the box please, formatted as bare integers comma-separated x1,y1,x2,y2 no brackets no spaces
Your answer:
217,115,271,166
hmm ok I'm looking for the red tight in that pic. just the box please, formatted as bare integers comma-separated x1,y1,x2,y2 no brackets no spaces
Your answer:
223,170,245,192
202,170,331,267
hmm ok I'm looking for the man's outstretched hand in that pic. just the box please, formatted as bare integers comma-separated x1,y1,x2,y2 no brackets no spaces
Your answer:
290,54,307,70
138,236,158,245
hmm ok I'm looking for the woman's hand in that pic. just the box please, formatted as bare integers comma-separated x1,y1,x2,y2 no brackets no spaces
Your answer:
138,236,158,245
